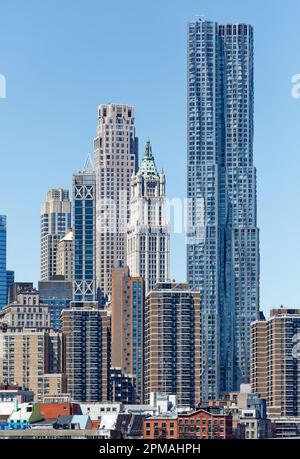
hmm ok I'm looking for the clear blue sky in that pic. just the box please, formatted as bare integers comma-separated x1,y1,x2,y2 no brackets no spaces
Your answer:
0,0,299,314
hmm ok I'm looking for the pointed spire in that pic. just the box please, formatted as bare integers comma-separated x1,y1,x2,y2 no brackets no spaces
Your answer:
139,139,159,178
143,138,153,159
83,152,94,172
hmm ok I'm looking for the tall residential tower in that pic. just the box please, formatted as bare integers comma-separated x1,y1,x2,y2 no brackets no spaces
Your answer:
40,189,71,280
94,104,138,299
0,216,7,309
187,19,259,399
111,261,145,403
62,301,110,403
144,283,201,407
251,309,300,418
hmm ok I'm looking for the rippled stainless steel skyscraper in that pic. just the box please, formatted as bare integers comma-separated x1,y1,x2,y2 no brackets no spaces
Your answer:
0,216,7,309
187,18,260,399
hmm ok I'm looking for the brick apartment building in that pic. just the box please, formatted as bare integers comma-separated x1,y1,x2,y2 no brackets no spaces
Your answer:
143,409,233,439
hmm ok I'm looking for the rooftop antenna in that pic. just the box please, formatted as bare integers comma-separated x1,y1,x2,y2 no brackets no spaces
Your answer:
83,152,94,172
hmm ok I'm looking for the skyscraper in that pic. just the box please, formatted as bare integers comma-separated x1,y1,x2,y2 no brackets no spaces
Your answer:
94,104,138,299
187,18,259,399
251,308,300,418
40,189,71,281
144,283,201,407
0,216,6,309
57,231,73,281
6,270,14,304
38,279,72,331
61,301,110,402
72,160,96,302
111,261,145,403
127,140,170,294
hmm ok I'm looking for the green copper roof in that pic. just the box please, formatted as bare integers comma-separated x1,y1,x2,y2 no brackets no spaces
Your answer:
139,140,159,178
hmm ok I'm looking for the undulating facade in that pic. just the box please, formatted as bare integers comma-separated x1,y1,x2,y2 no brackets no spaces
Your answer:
0,216,6,309
94,104,138,299
40,189,71,281
187,18,260,399
127,140,170,294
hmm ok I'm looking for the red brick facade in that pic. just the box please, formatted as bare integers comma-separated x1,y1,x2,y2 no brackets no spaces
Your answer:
144,417,178,439
144,410,232,439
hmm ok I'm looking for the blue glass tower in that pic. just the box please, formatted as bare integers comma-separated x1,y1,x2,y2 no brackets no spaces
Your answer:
39,279,72,331
6,270,14,304
72,159,96,302
187,19,260,399
0,216,7,309
111,262,145,404
131,277,144,403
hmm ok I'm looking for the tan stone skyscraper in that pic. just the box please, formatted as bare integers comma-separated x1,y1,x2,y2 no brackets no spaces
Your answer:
40,189,71,281
57,231,73,281
94,104,138,299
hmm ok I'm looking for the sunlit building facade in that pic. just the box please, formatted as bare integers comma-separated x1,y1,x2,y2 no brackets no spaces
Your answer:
62,301,110,402
127,141,169,294
111,261,145,402
187,18,260,399
40,189,71,281
94,104,138,299
72,165,96,302
0,216,7,309
144,283,201,407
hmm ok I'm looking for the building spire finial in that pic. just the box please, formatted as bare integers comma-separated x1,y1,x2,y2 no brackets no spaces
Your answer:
83,152,94,172
143,138,153,160
139,140,159,178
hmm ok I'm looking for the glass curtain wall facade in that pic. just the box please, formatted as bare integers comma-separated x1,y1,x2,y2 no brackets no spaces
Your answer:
38,280,72,331
131,277,144,403
187,18,259,399
111,263,145,403
72,170,96,302
6,271,14,304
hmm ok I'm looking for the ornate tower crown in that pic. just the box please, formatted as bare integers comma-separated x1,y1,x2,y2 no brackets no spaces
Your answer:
139,140,159,179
